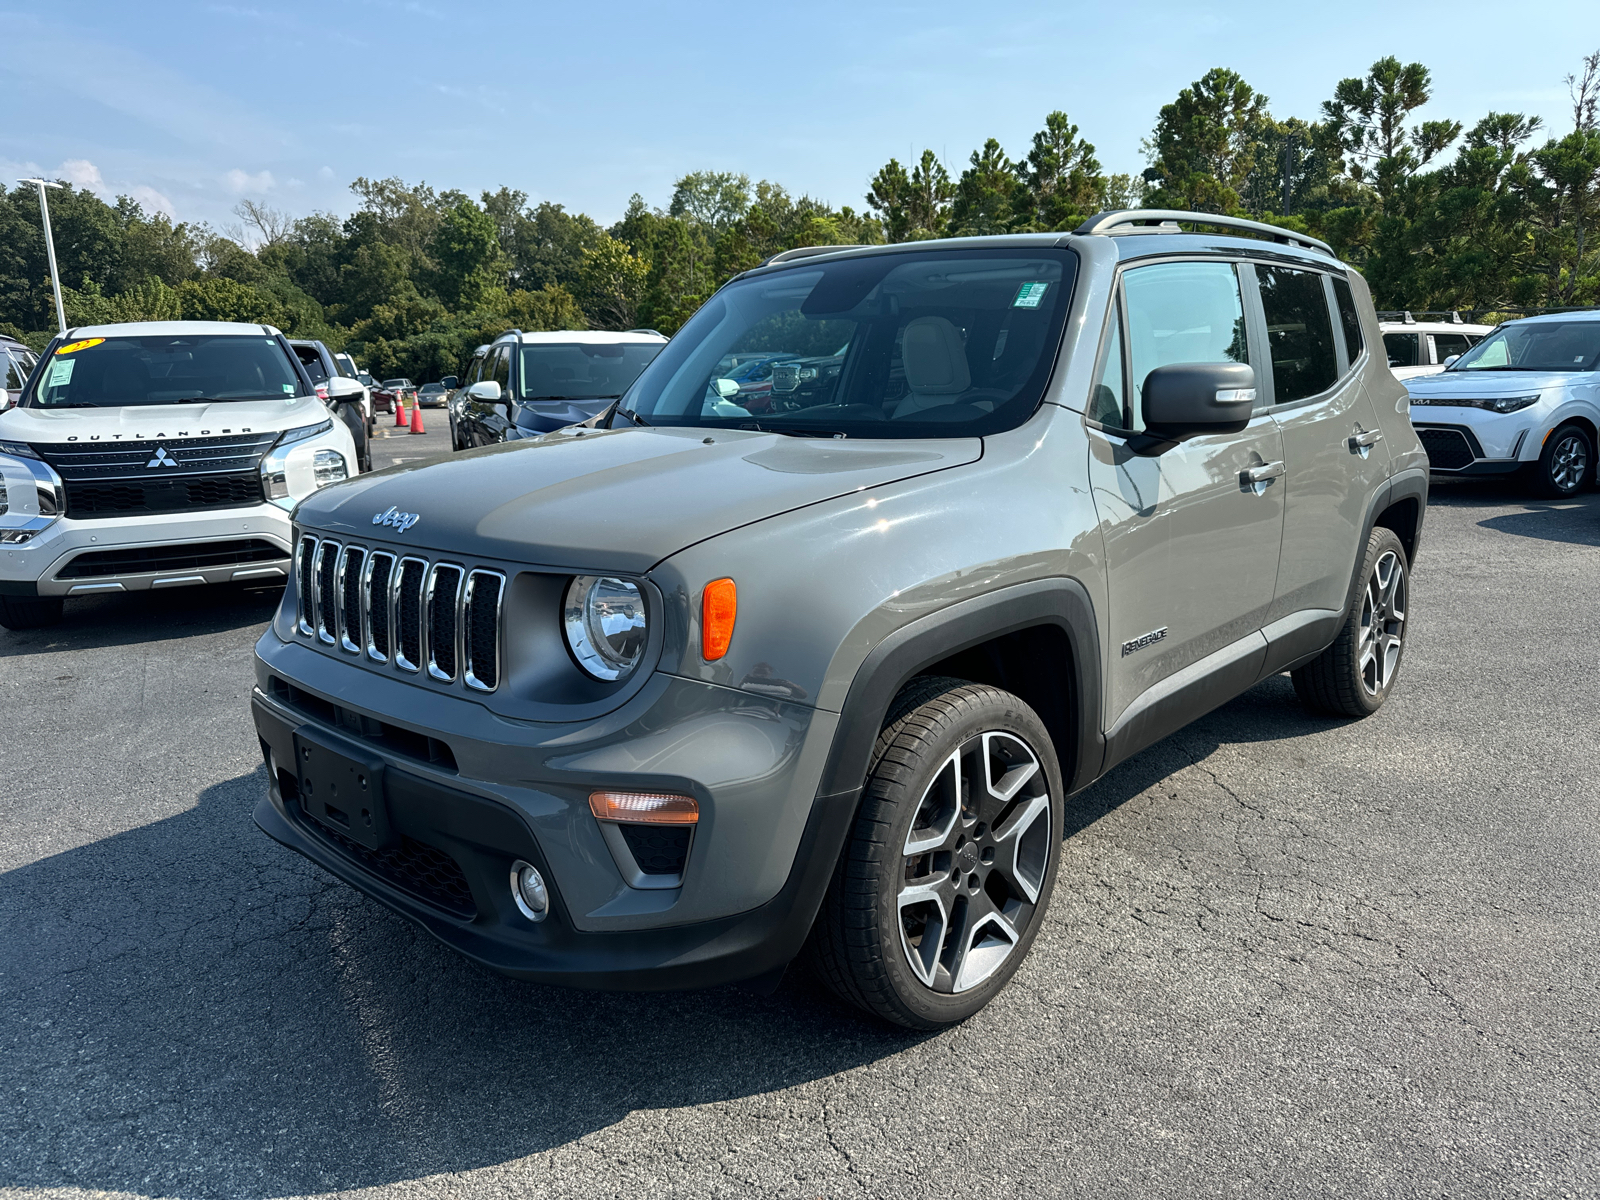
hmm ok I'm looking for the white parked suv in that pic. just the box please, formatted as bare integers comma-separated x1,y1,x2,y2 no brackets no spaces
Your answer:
1380,312,1494,381
0,321,361,629
1404,310,1600,497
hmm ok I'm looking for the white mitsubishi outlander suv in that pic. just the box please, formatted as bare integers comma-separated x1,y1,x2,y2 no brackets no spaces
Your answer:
0,321,361,630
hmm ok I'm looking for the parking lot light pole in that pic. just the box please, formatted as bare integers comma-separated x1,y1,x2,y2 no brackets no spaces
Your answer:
18,178,67,335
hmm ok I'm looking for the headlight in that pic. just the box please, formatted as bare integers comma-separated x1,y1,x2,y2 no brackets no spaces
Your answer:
0,469,8,516
275,418,334,447
312,449,348,486
563,575,647,681
1410,394,1540,413
0,439,39,459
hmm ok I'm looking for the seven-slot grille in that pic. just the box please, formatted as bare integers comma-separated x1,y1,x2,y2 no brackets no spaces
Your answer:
295,535,504,692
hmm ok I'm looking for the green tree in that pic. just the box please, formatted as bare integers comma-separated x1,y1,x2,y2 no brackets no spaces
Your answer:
1144,68,1271,213
1518,128,1600,304
866,150,954,241
1322,57,1462,209
427,197,504,309
1022,111,1107,229
577,234,649,329
668,172,752,238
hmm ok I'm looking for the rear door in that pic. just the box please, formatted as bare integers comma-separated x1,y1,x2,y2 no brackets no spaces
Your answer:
1086,258,1286,730
1254,266,1391,670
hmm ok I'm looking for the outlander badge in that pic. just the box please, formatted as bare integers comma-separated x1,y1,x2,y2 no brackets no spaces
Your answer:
373,505,420,533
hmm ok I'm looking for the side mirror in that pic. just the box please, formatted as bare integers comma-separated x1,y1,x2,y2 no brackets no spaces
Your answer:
1442,355,1460,367
1131,362,1256,456
325,377,365,400
466,380,503,402
442,376,459,389
712,377,740,399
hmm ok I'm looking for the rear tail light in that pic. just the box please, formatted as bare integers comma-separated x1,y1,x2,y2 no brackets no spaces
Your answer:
315,384,329,400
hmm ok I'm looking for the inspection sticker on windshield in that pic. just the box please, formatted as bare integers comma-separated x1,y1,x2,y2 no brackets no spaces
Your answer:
1013,282,1049,309
55,337,104,355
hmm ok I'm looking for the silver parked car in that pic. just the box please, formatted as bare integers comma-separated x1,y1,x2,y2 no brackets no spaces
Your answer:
250,211,1427,1028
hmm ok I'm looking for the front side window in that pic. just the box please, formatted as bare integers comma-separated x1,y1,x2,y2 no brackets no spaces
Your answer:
25,335,303,408
1451,321,1600,372
1384,332,1421,368
5,349,32,391
518,343,662,402
295,346,330,383
1122,261,1247,432
621,248,1076,438
1258,266,1338,404
1431,332,1472,363
488,348,511,390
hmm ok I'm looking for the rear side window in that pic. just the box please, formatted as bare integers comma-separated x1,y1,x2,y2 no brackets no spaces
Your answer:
295,346,329,382
1123,261,1248,432
1384,332,1420,368
1332,277,1364,363
1431,332,1472,362
1258,266,1337,403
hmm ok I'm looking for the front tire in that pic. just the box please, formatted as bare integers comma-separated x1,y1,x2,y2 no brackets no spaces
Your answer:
0,594,64,630
810,678,1063,1029
1292,526,1409,718
1532,423,1593,498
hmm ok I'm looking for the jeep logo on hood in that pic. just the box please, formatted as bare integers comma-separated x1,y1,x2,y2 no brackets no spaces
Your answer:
372,506,420,533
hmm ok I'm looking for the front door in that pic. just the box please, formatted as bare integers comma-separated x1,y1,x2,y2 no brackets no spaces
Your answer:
1086,259,1286,729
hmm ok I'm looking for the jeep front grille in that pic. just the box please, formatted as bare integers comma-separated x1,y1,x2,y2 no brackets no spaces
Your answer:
293,535,504,693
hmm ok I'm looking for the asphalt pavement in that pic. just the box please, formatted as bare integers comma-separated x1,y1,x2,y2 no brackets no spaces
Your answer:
1,468,1596,1200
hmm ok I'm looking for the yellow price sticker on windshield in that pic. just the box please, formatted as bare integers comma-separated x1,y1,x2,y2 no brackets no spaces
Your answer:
56,337,105,355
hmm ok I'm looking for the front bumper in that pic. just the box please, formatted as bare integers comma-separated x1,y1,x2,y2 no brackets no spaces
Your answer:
251,686,854,990
0,505,294,596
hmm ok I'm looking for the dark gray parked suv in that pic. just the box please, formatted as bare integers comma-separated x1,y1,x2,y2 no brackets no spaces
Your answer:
250,211,1426,1028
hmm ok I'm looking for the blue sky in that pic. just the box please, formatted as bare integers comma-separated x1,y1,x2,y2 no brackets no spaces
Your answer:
1,1,1594,233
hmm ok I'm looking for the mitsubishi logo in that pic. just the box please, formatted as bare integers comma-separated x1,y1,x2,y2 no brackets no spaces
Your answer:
146,447,179,469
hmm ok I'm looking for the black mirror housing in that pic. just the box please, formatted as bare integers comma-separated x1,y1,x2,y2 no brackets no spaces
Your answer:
1131,362,1256,455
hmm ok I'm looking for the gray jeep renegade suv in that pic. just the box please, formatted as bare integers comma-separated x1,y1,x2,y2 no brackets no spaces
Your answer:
250,211,1426,1029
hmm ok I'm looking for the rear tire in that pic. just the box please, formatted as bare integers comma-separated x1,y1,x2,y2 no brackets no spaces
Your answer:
1292,526,1409,718
1532,423,1593,498
809,677,1063,1029
0,594,64,630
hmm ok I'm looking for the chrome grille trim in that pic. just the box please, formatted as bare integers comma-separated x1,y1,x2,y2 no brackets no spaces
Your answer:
425,563,464,682
337,545,366,654
294,540,502,694
364,551,395,662
295,535,317,636
394,557,427,672
313,540,340,645
462,569,505,693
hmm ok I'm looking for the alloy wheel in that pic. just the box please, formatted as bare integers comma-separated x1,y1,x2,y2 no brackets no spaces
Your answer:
1359,550,1406,697
898,731,1052,994
1548,432,1589,494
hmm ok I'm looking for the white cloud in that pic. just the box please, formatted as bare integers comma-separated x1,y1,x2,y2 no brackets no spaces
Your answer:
58,158,107,192
128,185,178,219
223,168,276,194
317,166,336,181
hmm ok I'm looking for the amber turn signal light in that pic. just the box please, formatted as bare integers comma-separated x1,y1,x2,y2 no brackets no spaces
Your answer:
588,791,699,825
701,577,737,661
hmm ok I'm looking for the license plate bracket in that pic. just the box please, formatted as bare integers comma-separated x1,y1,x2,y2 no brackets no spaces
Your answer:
292,726,391,851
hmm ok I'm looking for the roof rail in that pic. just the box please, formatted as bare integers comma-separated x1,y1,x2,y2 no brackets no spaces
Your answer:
763,244,867,266
1073,209,1334,257
625,328,666,337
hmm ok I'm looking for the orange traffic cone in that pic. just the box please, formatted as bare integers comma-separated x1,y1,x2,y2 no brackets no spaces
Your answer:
394,399,408,427
409,401,426,434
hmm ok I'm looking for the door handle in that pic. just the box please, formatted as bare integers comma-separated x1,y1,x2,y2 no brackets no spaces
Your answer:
1349,430,1383,452
1242,461,1285,485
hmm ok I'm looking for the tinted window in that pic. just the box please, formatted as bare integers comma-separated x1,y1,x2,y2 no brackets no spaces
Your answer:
1123,261,1247,432
624,249,1075,439
5,350,29,391
517,343,662,401
488,348,511,390
1332,277,1364,363
1384,332,1420,368
1087,309,1126,427
295,346,330,382
1431,332,1472,362
27,335,302,408
1258,266,1337,403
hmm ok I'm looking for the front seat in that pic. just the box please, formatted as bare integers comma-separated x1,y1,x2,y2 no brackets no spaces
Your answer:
893,316,971,419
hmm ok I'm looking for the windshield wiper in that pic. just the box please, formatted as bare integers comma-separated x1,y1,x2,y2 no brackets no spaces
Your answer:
524,394,622,403
739,423,846,439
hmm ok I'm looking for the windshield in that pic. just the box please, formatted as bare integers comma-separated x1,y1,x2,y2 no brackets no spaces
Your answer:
26,334,304,408
621,248,1075,438
1451,321,1600,372
382,379,410,389
518,343,662,401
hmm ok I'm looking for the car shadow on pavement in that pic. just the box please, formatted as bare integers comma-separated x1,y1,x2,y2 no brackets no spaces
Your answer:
0,763,927,1197
0,581,283,659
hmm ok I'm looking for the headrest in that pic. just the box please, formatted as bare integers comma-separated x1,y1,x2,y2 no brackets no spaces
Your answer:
901,316,970,395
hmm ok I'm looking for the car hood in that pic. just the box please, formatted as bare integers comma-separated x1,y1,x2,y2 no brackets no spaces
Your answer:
1404,371,1587,398
0,395,331,443
293,424,982,572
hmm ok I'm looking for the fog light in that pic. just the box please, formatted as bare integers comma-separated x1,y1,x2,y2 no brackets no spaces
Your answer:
510,859,548,922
